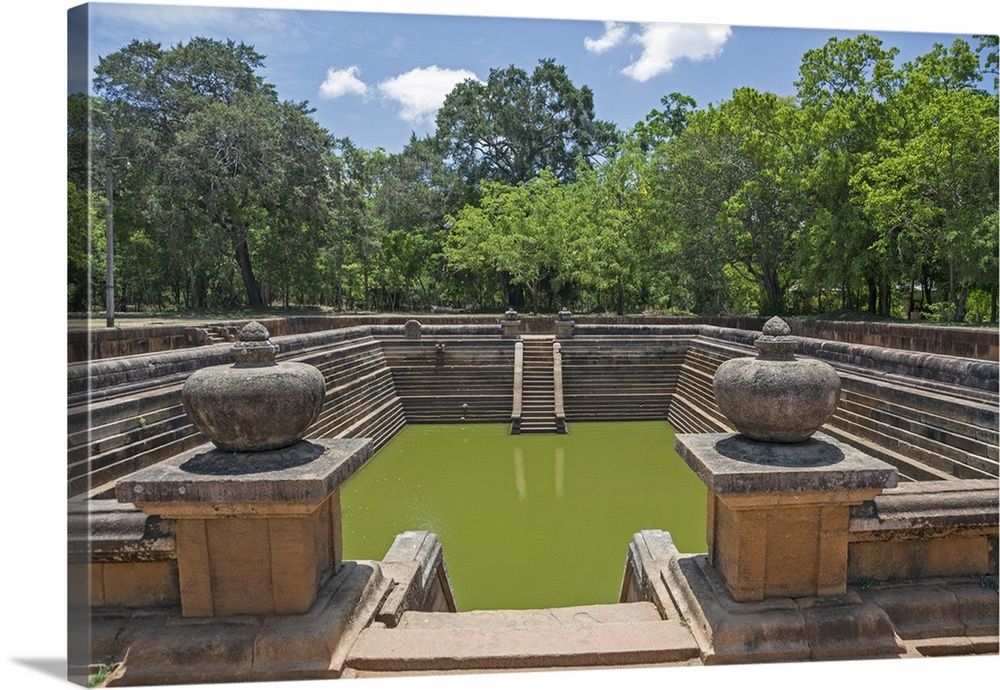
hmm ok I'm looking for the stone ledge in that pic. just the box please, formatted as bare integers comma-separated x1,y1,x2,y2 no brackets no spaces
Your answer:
626,529,999,665
115,438,372,511
850,479,1000,534
376,531,458,627
675,432,898,495
102,559,389,686
627,529,905,664
69,498,175,563
855,577,1000,641
345,614,698,672
667,552,902,663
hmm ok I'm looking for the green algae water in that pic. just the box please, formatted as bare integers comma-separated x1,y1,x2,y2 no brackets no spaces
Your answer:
341,421,706,611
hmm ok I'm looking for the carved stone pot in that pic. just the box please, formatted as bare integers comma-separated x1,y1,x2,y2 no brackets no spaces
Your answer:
182,321,326,452
713,317,841,443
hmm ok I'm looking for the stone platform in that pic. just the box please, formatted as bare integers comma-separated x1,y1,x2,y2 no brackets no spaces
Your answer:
116,438,372,617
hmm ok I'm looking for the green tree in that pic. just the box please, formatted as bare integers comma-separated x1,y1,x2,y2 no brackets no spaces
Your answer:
371,135,473,309
435,59,619,186
853,39,999,321
445,170,576,311
93,38,332,309
653,89,806,315
795,34,902,316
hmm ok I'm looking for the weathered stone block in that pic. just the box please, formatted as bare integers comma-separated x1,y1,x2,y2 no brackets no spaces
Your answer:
116,438,372,617
677,432,897,601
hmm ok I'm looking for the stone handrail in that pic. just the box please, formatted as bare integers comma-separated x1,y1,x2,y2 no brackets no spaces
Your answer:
510,340,523,433
552,341,566,433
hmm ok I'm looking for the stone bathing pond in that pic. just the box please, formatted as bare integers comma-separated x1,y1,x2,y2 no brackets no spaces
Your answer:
67,314,998,685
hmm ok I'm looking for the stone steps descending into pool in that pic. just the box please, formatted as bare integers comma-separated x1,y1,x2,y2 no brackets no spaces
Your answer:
343,602,700,674
517,337,560,434
67,325,998,499
668,345,733,434
68,334,407,498
658,337,999,481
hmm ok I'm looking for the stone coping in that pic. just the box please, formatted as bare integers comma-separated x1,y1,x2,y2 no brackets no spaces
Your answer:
850,479,1000,533
675,432,899,495
115,438,372,508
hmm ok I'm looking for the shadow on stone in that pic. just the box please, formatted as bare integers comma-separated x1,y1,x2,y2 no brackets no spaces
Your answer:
180,440,326,475
714,435,845,467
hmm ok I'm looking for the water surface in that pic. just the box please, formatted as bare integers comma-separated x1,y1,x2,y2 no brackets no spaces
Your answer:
341,421,706,610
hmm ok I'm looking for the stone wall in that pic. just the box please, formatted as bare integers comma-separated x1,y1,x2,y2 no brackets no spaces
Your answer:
69,314,999,363
68,322,998,498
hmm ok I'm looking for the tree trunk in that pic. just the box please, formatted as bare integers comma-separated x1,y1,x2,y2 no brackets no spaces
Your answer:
947,260,956,311
230,225,264,308
954,283,968,322
866,276,877,314
879,278,891,317
761,267,783,315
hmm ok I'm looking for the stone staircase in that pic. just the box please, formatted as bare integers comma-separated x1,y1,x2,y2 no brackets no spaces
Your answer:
667,341,736,434
517,337,560,434
663,338,998,482
825,370,998,482
67,329,998,499
67,334,407,499
342,602,700,675
67,383,206,499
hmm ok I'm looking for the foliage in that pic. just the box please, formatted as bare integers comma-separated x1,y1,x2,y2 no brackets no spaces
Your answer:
92,38,332,309
70,36,998,322
435,59,619,186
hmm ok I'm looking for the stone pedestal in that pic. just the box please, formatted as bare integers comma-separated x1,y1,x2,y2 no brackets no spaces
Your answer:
500,309,521,339
116,438,372,617
675,433,897,602
554,308,574,339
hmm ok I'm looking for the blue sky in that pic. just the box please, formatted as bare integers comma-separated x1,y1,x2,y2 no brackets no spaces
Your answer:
75,1,997,154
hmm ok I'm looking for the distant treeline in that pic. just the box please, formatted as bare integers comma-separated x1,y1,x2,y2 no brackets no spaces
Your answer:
68,35,998,321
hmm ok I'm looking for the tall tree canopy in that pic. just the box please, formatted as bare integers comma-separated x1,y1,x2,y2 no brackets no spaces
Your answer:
70,34,997,322
93,38,332,308
435,59,619,186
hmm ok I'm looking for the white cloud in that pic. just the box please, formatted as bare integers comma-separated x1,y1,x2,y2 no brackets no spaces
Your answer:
318,66,369,99
622,23,731,82
377,66,479,124
584,21,629,54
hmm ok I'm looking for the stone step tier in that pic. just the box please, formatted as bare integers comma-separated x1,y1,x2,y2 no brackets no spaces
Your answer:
67,334,405,499
343,602,699,675
67,330,998,499
381,338,514,423
560,337,685,422
665,337,998,482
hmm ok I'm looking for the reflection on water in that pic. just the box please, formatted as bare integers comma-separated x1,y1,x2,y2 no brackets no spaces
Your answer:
554,447,564,498
341,421,706,611
513,447,526,501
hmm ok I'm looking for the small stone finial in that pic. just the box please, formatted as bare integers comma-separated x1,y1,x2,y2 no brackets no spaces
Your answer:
404,319,422,340
754,316,797,359
240,320,270,341
558,307,572,321
504,308,519,321
232,321,279,367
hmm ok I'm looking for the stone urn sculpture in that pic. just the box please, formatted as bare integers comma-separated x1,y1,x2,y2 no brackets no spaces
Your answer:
182,321,326,452
712,316,841,443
